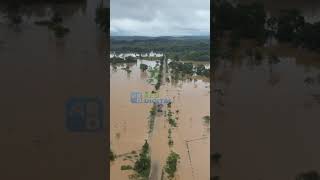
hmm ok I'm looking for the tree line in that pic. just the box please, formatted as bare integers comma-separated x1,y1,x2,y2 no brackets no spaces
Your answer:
213,0,320,52
111,37,210,61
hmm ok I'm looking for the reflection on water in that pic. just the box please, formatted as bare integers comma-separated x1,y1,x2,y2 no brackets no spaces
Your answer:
214,54,320,179
0,0,106,63
0,1,107,179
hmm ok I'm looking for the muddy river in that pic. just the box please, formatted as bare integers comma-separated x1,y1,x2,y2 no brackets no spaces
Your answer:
213,45,320,179
110,58,210,180
213,2,320,179
0,0,107,179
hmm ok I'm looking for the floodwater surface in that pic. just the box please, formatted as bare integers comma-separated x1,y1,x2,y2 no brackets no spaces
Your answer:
110,58,210,180
213,49,320,180
0,0,107,179
213,1,320,179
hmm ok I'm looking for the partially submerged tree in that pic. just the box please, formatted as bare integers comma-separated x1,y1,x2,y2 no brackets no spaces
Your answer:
165,151,180,179
110,148,116,161
140,64,148,71
133,140,151,178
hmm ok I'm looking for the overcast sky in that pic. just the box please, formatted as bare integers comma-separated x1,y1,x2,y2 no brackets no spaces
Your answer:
110,0,210,36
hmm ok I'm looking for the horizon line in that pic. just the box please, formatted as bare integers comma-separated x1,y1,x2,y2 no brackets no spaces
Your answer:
110,35,210,37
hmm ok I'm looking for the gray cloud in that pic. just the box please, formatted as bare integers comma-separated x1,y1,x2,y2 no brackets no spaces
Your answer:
111,0,210,36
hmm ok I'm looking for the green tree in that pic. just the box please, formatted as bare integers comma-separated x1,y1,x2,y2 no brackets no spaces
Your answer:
165,151,180,179
140,64,148,71
125,56,136,62
134,140,151,178
110,148,116,161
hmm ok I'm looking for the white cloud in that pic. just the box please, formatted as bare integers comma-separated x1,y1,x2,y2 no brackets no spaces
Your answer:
110,0,210,36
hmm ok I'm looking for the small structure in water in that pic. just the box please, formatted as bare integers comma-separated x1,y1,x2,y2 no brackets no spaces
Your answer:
157,103,163,112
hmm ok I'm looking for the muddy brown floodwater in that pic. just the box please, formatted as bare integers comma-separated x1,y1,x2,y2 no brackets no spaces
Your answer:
213,1,320,180
0,0,107,179
213,46,320,180
110,59,210,180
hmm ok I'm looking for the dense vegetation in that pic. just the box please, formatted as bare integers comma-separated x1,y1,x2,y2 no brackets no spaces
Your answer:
165,151,180,179
147,66,160,85
155,56,164,90
167,109,177,127
148,104,156,134
168,128,174,147
213,0,320,52
169,61,194,75
110,148,116,161
169,61,210,78
133,140,151,179
110,56,137,64
111,36,210,61
119,141,151,179
140,64,148,71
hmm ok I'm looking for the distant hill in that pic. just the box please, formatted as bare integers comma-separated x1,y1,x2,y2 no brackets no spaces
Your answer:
111,36,210,61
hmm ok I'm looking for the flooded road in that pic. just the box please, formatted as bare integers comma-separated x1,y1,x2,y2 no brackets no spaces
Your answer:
0,0,107,179
149,160,160,180
110,58,210,180
213,47,320,180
